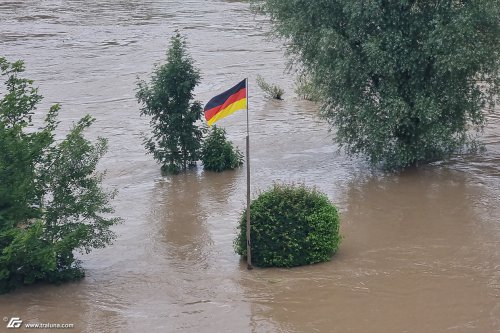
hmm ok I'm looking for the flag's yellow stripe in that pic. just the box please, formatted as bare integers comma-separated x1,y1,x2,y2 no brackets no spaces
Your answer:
207,98,247,126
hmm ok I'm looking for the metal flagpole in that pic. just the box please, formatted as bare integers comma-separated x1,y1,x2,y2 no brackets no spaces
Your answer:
245,77,253,270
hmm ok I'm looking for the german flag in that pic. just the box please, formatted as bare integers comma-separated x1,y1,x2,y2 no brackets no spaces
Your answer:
204,79,247,126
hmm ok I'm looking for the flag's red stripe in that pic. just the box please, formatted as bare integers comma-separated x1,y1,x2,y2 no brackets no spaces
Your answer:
204,88,246,122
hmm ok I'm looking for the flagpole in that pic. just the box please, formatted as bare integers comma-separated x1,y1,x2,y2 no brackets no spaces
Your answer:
245,77,253,270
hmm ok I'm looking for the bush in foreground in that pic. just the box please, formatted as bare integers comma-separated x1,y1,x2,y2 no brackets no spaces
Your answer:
235,183,341,267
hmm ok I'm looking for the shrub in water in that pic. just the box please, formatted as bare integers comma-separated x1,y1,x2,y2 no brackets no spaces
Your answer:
295,74,321,102
201,125,243,172
256,75,284,100
235,183,341,267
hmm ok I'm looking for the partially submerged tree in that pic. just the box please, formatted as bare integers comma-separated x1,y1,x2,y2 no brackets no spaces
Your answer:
255,0,500,168
0,58,121,293
137,32,203,174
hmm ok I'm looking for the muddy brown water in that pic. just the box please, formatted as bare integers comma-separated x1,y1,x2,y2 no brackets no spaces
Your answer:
1,1,499,332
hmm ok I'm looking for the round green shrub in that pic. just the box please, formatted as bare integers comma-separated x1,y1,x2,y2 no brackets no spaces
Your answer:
234,183,341,267
201,125,243,172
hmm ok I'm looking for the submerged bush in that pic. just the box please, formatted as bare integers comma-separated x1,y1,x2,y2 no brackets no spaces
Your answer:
295,74,321,102
235,183,341,267
201,125,243,172
256,75,284,100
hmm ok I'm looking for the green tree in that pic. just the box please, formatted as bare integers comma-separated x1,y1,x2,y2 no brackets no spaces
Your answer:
0,58,121,293
136,32,203,174
201,125,243,172
255,0,500,168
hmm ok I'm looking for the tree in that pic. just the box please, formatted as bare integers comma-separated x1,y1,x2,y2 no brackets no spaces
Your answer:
136,32,203,174
255,0,500,168
0,58,121,293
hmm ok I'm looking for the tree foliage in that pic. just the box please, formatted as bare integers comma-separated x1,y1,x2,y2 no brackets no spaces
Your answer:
255,0,500,168
0,58,121,293
235,183,341,267
137,32,203,174
201,125,243,172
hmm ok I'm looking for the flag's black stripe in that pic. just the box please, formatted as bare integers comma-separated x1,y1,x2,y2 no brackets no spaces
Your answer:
204,79,246,112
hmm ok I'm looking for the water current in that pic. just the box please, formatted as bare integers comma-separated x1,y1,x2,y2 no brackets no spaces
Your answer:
1,1,499,332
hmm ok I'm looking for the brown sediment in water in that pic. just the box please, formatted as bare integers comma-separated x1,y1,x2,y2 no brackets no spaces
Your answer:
0,1,499,332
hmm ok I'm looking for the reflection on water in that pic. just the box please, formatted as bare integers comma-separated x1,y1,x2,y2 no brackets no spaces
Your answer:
0,0,499,332
154,174,212,266
150,170,239,268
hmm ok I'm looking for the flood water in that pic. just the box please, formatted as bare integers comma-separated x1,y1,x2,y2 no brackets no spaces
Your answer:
1,1,499,332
